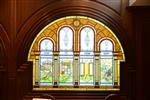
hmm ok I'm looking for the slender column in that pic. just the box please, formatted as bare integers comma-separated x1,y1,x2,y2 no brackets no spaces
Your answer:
117,60,120,86
35,56,39,86
95,52,99,88
113,55,119,88
53,52,59,87
74,52,79,88
32,59,36,86
30,51,40,87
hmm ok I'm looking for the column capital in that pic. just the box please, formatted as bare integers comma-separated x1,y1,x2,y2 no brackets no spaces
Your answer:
74,51,80,56
94,51,100,56
53,51,59,56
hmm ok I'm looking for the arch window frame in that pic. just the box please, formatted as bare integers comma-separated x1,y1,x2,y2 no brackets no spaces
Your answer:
57,25,74,52
38,38,54,86
28,16,125,90
79,26,96,86
79,25,96,52
99,38,114,86
58,25,74,86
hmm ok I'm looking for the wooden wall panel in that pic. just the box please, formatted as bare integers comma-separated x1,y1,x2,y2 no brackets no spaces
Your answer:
0,25,8,100
16,0,52,32
16,62,33,100
141,17,150,100
0,72,7,100
0,0,11,36
128,6,150,100
16,0,123,33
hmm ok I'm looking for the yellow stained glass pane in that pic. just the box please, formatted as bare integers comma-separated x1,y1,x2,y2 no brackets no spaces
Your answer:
102,29,109,36
66,18,74,24
43,29,51,36
87,20,96,26
80,18,88,24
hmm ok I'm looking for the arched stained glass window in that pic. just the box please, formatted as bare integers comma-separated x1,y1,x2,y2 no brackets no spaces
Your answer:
40,39,53,54
100,40,113,52
58,26,74,86
79,26,95,86
59,26,73,52
39,39,54,86
28,16,125,91
80,27,94,51
99,39,113,86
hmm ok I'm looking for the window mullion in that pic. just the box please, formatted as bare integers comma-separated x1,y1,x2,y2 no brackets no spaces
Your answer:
53,53,58,87
95,55,99,87
74,55,79,87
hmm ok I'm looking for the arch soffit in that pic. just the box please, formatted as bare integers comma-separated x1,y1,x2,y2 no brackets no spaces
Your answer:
16,0,128,63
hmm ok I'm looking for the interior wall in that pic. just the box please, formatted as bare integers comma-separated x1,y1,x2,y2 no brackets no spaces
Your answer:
0,0,148,100
142,18,150,100
0,25,8,100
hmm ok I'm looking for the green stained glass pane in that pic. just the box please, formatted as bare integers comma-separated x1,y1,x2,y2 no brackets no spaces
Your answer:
100,58,113,85
40,57,53,85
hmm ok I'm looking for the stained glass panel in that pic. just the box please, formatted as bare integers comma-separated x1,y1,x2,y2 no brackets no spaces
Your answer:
100,57,113,85
100,39,113,86
79,57,94,86
59,27,73,51
39,39,53,86
59,26,74,86
40,57,53,85
100,39,113,51
40,39,53,55
81,27,94,51
59,57,73,85
40,39,53,51
79,27,95,86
